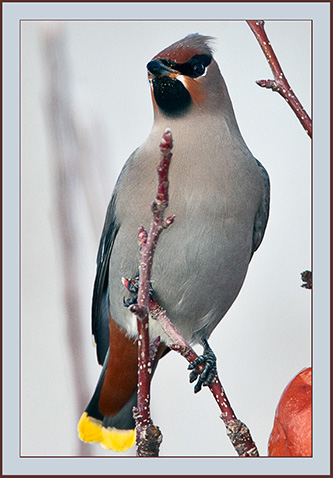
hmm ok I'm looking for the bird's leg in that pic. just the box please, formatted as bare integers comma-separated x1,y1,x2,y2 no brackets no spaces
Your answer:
188,338,217,393
122,276,154,307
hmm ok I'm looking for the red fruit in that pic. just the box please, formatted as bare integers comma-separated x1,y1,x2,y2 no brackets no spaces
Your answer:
268,367,312,456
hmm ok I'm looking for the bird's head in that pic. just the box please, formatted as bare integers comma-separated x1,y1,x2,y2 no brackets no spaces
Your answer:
146,34,228,118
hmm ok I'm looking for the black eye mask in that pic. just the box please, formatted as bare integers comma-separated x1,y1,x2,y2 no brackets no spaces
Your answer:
160,54,212,79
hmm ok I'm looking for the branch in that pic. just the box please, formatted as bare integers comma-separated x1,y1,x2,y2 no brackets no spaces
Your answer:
41,26,94,456
149,300,259,457
247,20,312,138
128,129,175,457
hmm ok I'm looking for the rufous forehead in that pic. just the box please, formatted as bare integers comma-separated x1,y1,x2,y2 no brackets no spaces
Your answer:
152,47,202,64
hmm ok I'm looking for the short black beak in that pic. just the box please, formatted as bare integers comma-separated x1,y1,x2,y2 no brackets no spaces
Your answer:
146,59,175,77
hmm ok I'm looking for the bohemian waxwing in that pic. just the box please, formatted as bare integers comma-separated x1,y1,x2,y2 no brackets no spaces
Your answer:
78,33,270,452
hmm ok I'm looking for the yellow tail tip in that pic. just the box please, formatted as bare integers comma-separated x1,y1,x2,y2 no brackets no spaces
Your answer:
77,412,103,444
101,427,136,452
78,412,136,452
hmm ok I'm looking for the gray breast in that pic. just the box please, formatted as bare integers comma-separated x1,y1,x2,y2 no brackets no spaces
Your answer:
108,125,264,344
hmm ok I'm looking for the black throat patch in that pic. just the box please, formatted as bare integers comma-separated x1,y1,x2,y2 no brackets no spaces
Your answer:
152,76,192,116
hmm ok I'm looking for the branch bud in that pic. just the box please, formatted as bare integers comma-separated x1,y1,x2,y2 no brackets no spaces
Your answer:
138,226,148,245
160,128,173,151
122,276,130,290
163,215,175,229
129,304,147,319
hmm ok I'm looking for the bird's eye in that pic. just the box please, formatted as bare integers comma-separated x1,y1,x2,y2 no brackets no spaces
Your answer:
193,62,205,77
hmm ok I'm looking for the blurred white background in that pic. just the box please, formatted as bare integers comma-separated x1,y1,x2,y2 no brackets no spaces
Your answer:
21,20,311,458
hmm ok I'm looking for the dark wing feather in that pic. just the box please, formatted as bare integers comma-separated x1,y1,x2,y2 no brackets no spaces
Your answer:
92,193,119,364
251,159,270,257
92,150,138,365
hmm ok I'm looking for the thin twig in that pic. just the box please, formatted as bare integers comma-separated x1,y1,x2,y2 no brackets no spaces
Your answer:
247,20,312,138
149,300,259,457
129,129,175,456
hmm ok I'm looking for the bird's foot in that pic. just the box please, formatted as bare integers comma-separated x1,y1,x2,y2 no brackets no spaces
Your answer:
188,338,217,393
122,276,154,307
122,276,140,307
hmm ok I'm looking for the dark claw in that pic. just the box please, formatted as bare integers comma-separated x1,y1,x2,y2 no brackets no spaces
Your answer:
194,378,204,394
128,277,140,295
123,276,139,308
123,275,154,308
123,295,138,307
188,356,205,370
189,369,199,383
188,338,217,393
203,368,216,386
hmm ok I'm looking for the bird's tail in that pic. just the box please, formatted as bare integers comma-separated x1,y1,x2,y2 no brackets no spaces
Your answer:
78,317,169,452
78,349,137,452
